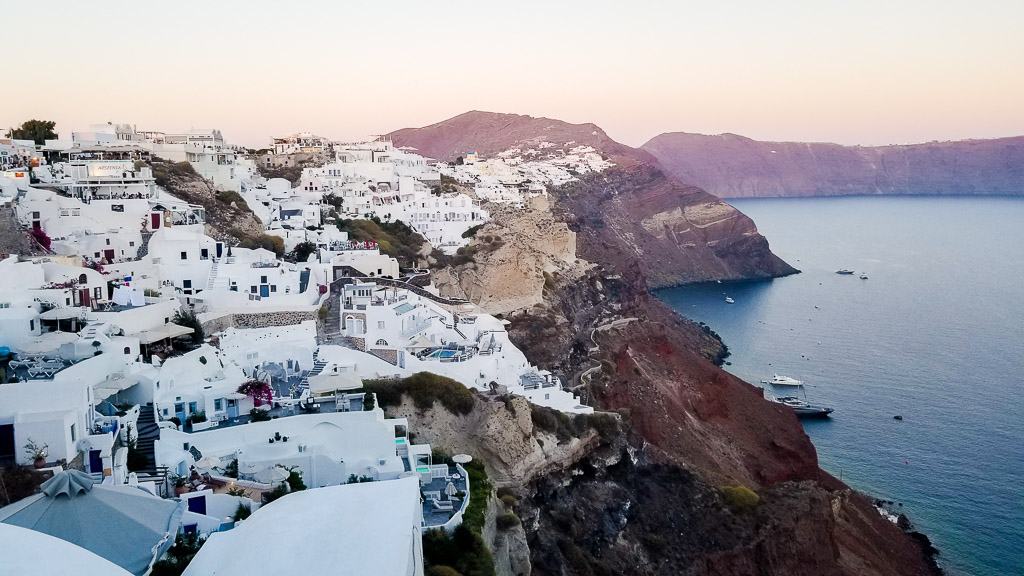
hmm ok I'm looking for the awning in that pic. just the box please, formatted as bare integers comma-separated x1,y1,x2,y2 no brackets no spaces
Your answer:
226,392,248,400
308,370,362,395
39,307,87,320
137,323,194,345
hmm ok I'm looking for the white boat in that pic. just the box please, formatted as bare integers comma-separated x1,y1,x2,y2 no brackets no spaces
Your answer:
859,273,869,279
724,297,735,304
761,374,804,386
836,269,855,275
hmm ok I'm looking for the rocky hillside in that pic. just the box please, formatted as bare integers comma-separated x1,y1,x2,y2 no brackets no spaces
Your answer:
642,132,1024,198
149,159,265,244
393,111,940,575
392,112,796,288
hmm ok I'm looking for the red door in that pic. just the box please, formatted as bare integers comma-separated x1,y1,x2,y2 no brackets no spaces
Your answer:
78,288,91,307
151,213,161,229
104,249,115,262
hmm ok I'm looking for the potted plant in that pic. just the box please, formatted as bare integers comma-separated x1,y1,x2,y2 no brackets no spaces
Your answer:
172,475,189,496
25,439,48,469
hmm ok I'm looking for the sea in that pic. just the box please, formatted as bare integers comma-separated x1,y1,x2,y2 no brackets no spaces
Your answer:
656,196,1024,576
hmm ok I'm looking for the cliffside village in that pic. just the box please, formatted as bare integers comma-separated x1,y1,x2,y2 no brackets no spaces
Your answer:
0,122,613,575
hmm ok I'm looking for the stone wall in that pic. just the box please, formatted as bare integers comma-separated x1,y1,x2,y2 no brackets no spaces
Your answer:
369,348,398,366
201,309,318,335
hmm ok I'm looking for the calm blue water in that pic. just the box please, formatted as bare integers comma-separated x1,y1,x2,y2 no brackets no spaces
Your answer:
656,197,1024,576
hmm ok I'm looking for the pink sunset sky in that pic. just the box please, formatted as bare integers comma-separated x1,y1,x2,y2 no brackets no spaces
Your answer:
3,0,1022,148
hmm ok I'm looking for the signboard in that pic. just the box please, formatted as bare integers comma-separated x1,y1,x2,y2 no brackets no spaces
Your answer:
87,162,133,178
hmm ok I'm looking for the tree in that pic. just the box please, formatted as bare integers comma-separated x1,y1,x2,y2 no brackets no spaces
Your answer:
7,120,57,145
290,241,316,263
238,380,273,407
172,309,204,344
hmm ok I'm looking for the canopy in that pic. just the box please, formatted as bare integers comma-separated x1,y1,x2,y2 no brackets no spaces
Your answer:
137,323,194,345
39,306,87,320
451,454,473,464
0,470,183,576
254,466,290,484
14,331,78,354
308,369,361,395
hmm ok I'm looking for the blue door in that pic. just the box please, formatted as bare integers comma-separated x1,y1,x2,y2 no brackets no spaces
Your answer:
259,285,270,298
187,495,207,515
88,449,102,474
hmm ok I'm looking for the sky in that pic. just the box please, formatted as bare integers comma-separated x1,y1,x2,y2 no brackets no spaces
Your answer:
3,0,1022,148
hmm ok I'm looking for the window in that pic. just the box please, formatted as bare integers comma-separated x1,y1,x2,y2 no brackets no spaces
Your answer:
94,287,102,301
260,275,268,283
94,252,101,258
377,321,385,329
270,285,277,293
180,251,187,260
183,280,192,288
79,274,88,284
375,339,388,346
105,238,111,245
123,347,131,354
214,399,223,411
29,320,34,331
129,241,135,247
70,423,76,443
250,286,257,293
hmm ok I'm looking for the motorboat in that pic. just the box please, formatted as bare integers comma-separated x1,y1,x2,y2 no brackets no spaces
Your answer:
724,297,735,304
772,396,834,418
836,269,855,275
761,374,803,386
859,273,869,279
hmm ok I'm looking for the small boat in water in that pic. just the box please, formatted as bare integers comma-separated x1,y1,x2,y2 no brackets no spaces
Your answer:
859,273,869,279
773,396,834,418
725,297,735,304
836,269,855,275
761,374,803,386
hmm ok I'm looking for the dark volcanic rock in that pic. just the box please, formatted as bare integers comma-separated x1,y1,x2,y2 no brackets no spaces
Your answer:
642,132,1024,198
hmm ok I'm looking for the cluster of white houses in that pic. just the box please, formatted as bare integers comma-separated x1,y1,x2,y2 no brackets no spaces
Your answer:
0,123,598,575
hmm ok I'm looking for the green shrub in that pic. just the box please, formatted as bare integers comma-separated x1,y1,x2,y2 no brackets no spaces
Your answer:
285,467,306,492
249,408,271,422
364,372,475,415
496,512,520,530
216,190,245,206
233,501,251,521
362,391,375,411
499,493,517,508
289,241,317,263
239,234,285,257
720,485,760,511
335,217,425,267
427,566,464,576
224,458,238,479
172,309,204,344
461,224,483,239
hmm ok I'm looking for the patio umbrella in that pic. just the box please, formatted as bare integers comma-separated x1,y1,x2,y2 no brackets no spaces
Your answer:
452,454,472,465
194,455,221,471
444,481,458,498
255,466,290,484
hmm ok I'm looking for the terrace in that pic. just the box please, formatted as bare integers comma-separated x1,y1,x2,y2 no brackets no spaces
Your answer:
419,463,470,529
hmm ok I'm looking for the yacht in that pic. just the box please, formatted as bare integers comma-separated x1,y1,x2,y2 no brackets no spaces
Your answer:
836,269,855,275
772,396,834,418
724,297,735,304
761,374,803,386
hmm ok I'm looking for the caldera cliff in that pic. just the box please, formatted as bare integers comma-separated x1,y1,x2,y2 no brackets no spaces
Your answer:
388,111,940,576
642,132,1024,198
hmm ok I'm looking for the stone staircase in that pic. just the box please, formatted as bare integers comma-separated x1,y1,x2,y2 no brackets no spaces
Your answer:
205,259,230,292
296,351,328,393
137,230,153,259
134,403,160,470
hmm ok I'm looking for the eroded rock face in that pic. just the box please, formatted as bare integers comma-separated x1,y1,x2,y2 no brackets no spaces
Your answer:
433,198,586,316
643,132,1024,198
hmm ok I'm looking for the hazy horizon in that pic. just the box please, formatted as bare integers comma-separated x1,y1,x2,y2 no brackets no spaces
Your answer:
3,0,1022,148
